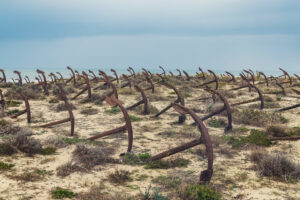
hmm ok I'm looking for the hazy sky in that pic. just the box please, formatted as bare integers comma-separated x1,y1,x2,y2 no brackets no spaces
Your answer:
0,0,299,72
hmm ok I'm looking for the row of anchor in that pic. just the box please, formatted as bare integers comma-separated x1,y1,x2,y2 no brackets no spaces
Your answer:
0,66,299,183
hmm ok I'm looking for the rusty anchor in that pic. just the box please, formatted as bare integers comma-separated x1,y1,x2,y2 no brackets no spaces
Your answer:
183,70,191,81
72,72,92,100
121,74,132,89
56,72,64,82
126,84,149,114
13,70,23,86
279,67,292,86
127,67,136,79
142,72,155,93
36,69,49,96
11,94,31,123
111,69,119,84
66,66,77,85
40,84,75,136
99,70,119,99
88,96,133,153
176,69,182,77
197,70,218,90
159,66,166,77
225,71,236,83
154,82,186,123
147,103,214,183
198,67,206,80
0,69,7,83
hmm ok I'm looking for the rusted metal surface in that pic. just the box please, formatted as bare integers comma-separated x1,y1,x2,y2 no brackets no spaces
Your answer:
156,73,166,82
279,67,292,86
126,84,149,114
230,83,264,109
24,76,31,84
111,69,119,84
0,89,5,110
205,88,232,131
67,66,76,85
176,69,182,77
275,80,286,96
56,72,64,82
0,69,6,83
143,72,155,93
294,74,300,81
197,70,218,90
37,69,49,95
11,93,31,123
258,71,269,86
72,72,92,100
148,103,213,183
89,97,133,153
154,82,185,123
277,104,300,112
88,70,99,82
13,70,22,86
159,66,166,77
128,67,136,78
243,69,255,84
40,84,75,136
198,67,206,80
121,74,132,88
183,70,191,81
49,73,57,83
225,71,236,82
169,71,174,77
99,70,118,99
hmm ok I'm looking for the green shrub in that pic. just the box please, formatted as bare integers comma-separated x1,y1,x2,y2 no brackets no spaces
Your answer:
138,153,152,161
145,158,190,169
5,100,22,107
108,170,132,185
52,187,77,199
122,153,142,165
6,109,20,115
227,129,272,148
40,147,57,155
208,118,222,128
104,107,120,114
181,184,221,200
62,137,98,145
0,161,15,170
122,114,141,122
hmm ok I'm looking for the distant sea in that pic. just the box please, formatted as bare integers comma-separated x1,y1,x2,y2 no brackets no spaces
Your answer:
1,66,299,83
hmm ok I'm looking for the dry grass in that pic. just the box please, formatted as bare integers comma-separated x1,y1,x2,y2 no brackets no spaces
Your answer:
56,162,87,177
108,169,132,185
72,143,117,169
250,151,300,182
8,133,42,155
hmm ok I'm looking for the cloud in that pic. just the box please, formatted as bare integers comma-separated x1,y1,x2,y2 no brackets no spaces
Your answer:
0,0,300,40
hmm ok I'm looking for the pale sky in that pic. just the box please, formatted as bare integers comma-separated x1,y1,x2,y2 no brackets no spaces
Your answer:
0,0,299,73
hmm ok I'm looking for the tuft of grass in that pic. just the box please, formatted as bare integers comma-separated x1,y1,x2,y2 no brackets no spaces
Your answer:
250,151,300,183
208,118,223,128
233,108,286,127
152,175,181,189
122,153,142,165
178,184,221,200
104,107,120,115
0,143,16,155
34,169,53,176
0,161,15,170
5,100,22,107
145,158,190,169
49,98,59,104
40,147,57,155
138,153,152,162
108,170,132,185
9,171,42,182
52,187,77,199
9,133,42,155
72,143,116,169
0,119,9,127
6,109,20,115
56,162,86,177
122,114,142,122
226,129,272,148
62,137,99,145
80,108,99,115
